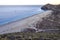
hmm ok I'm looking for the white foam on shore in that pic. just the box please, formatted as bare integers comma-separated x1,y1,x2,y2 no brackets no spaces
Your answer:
0,10,52,34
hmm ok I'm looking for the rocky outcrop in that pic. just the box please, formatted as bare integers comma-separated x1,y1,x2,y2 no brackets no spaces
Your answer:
41,4,60,11
41,4,60,15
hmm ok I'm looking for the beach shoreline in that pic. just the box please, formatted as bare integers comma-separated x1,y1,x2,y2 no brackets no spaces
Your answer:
0,10,52,34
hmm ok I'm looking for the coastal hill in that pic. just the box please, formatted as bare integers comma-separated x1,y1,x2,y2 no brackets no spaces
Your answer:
34,4,60,30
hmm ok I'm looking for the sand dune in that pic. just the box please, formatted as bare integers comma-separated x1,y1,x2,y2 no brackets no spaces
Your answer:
0,10,52,34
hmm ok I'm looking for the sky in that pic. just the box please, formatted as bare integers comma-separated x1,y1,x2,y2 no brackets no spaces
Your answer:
0,0,60,5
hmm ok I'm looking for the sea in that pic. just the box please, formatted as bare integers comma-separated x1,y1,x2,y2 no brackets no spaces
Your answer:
0,5,44,26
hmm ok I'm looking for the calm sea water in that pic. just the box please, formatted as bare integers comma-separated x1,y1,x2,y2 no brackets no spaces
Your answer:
0,5,44,25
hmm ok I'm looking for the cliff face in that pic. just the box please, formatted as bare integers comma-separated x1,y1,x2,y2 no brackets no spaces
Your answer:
34,4,60,30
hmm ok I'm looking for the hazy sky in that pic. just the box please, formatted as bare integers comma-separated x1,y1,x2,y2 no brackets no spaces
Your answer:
0,0,60,5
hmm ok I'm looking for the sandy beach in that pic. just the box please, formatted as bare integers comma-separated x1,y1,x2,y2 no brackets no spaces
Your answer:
0,10,52,34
